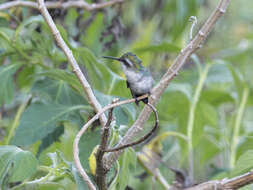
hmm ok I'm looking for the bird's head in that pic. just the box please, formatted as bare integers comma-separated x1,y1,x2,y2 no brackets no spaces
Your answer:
103,52,144,71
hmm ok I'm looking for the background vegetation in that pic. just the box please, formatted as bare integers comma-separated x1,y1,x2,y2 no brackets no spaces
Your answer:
0,0,253,189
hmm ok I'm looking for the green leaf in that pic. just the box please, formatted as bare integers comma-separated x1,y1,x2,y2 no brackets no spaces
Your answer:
231,150,253,176
0,64,22,106
118,150,135,190
15,15,44,38
71,165,90,190
32,77,87,106
166,82,192,100
38,69,84,97
11,103,84,146
206,61,233,84
79,128,101,171
77,47,111,91
37,126,64,156
227,65,245,101
16,65,35,89
0,145,38,186
0,27,14,46
134,42,180,53
95,91,136,125
81,13,104,53
200,89,234,105
198,101,218,127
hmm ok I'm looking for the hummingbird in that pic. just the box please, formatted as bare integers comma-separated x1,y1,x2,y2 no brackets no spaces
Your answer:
103,52,154,105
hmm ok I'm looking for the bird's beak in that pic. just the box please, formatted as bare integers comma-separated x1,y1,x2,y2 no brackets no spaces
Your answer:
102,56,122,62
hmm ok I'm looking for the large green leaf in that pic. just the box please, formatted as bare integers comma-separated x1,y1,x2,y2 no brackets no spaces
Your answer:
0,64,21,106
0,145,38,186
77,47,112,91
32,77,86,106
11,103,85,146
37,126,65,156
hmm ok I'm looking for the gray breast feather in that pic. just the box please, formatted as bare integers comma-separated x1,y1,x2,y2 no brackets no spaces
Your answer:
129,75,154,95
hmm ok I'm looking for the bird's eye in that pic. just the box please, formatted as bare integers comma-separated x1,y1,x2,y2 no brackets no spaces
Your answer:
124,58,133,67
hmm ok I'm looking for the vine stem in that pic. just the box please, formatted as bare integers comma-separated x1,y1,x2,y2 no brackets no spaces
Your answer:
187,64,210,183
230,87,249,168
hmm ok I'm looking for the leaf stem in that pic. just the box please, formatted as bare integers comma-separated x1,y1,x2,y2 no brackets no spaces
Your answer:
5,96,31,145
230,87,249,168
187,64,210,183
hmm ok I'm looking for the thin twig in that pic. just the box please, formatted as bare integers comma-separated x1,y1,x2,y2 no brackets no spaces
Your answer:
36,0,107,127
104,0,231,171
95,99,119,190
189,16,197,41
0,0,123,11
73,94,148,189
104,103,159,152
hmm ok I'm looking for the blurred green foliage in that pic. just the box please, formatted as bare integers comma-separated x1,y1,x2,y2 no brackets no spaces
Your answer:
0,0,253,189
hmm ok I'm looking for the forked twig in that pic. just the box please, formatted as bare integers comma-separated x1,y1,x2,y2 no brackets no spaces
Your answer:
95,99,119,190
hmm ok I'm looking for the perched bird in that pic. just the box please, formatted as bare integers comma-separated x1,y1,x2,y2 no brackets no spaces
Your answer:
103,52,154,105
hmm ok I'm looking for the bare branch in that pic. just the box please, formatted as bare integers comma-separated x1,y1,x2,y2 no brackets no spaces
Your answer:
36,0,107,128
73,94,148,189
104,103,159,152
0,0,123,11
184,170,253,190
104,0,231,170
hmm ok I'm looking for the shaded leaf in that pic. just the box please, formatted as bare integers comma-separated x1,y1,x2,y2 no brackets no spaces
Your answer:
15,15,44,38
11,103,84,146
0,145,38,185
37,125,64,156
0,64,22,106
38,69,84,97
79,128,101,171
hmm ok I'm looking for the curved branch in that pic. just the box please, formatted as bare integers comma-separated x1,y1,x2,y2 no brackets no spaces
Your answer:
0,0,123,11
104,103,159,152
73,94,148,189
104,0,231,170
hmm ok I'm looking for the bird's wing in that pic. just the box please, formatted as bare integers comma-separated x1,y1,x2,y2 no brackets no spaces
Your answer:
126,80,130,88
